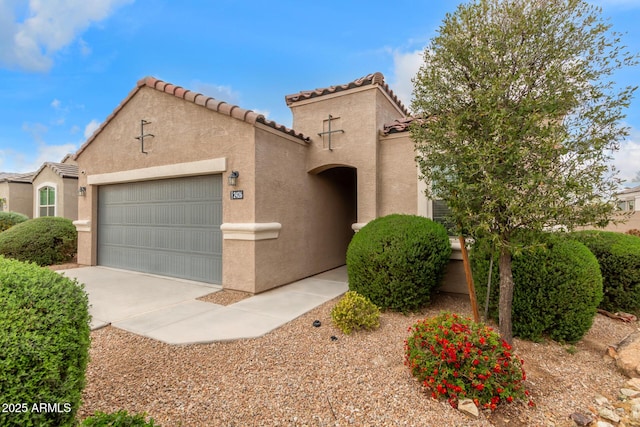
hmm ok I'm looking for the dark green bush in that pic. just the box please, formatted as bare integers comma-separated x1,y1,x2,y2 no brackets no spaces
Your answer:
0,256,90,427
346,214,451,312
0,217,77,266
471,232,603,343
81,410,159,426
0,211,29,232
569,230,640,314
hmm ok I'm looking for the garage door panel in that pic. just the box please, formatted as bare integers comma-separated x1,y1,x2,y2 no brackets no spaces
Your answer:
98,175,222,283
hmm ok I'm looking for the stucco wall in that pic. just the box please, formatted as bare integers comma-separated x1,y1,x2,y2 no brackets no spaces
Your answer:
32,167,78,220
0,182,33,218
378,132,418,216
250,126,356,292
289,85,404,223
75,86,258,276
596,212,640,233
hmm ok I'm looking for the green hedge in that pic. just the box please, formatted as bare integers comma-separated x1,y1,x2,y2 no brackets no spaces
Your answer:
0,256,90,427
81,410,159,426
346,214,451,312
0,211,29,232
569,230,640,314
471,232,603,342
0,217,77,266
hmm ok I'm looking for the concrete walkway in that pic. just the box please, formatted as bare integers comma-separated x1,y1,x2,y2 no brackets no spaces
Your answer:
58,266,348,345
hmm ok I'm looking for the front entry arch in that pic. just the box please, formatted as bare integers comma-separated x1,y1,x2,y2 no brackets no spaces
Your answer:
315,166,357,263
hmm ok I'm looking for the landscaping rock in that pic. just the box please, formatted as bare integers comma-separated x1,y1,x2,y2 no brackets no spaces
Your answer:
599,407,621,423
628,378,640,391
596,394,611,406
457,399,479,418
596,421,615,427
569,412,593,426
616,332,640,379
621,388,640,398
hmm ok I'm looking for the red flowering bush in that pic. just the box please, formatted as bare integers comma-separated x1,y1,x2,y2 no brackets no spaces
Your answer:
404,312,532,411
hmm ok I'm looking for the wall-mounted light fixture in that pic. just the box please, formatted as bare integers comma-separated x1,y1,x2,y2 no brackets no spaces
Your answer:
78,186,87,197
228,171,239,186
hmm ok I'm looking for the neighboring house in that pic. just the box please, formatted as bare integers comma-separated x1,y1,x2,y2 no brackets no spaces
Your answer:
0,172,36,218
31,155,79,220
617,184,640,212
73,73,465,293
600,184,640,232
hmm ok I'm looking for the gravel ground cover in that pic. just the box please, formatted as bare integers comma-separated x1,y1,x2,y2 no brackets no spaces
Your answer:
79,292,637,427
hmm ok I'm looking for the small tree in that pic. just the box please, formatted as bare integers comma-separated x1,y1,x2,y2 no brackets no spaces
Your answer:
411,0,638,342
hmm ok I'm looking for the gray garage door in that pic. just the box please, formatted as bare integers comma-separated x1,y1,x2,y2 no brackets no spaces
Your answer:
98,175,222,283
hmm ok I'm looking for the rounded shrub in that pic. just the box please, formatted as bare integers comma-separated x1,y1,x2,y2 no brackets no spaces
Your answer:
404,312,531,411
346,214,451,312
331,291,381,334
0,256,90,427
0,216,77,266
0,211,29,232
471,232,603,343
569,230,640,314
81,410,159,426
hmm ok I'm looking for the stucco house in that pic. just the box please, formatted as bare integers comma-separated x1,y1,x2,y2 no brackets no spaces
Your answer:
599,184,640,232
0,172,35,217
0,155,79,221
31,155,79,220
73,73,465,294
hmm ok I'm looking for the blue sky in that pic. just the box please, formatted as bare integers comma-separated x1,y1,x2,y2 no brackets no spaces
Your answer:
1,0,639,184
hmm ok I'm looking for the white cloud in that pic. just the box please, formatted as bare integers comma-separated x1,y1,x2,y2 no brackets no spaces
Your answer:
0,143,77,172
611,128,640,183
252,109,270,118
84,119,100,139
78,38,91,56
0,0,132,71
30,143,77,168
388,49,424,113
191,80,241,105
51,98,61,109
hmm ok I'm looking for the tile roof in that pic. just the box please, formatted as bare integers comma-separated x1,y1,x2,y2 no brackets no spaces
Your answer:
38,162,79,179
285,72,410,116
0,172,35,183
619,184,640,194
382,117,415,135
75,77,309,159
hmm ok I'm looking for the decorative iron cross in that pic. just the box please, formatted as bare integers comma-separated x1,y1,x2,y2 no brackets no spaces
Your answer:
134,119,154,154
317,114,344,151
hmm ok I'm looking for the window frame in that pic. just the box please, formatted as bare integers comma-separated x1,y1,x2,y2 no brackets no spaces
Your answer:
37,184,56,217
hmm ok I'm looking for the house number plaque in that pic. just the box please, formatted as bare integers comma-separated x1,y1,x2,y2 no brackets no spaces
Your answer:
230,190,244,200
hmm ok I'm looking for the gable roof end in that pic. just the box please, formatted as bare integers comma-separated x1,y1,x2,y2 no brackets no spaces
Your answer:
43,162,79,179
285,72,410,116
74,76,309,160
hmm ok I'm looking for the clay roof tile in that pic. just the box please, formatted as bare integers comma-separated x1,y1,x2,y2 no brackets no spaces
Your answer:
285,72,409,116
74,77,310,159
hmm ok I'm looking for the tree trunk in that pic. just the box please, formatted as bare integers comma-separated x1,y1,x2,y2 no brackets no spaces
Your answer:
498,247,514,344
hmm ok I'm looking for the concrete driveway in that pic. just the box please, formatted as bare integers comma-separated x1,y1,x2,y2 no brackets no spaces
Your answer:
58,267,219,330
57,266,348,345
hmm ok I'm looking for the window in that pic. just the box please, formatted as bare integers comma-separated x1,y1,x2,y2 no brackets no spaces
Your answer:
629,200,635,211
432,199,455,234
39,186,55,217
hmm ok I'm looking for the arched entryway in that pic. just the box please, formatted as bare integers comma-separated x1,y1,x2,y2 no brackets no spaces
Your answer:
313,166,358,263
